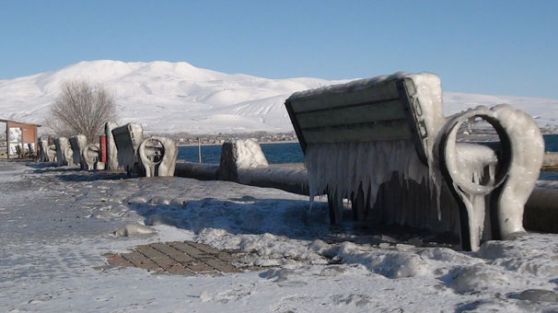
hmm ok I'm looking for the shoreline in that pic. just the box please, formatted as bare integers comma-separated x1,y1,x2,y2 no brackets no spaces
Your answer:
178,140,299,147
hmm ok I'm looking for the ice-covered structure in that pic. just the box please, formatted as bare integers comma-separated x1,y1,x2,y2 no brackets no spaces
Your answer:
38,137,56,162
285,72,544,251
217,139,269,181
69,135,87,169
111,123,177,177
138,136,177,177
104,121,120,171
112,123,144,176
54,137,73,166
82,143,101,171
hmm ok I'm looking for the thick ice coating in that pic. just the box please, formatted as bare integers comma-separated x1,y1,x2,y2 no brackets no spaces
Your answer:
291,72,446,216
218,139,269,181
105,121,120,171
288,72,544,251
69,134,87,169
305,140,430,211
138,136,178,177
54,137,73,166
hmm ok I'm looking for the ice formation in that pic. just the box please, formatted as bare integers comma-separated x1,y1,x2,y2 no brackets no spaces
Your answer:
111,123,144,175
138,136,178,177
38,137,56,162
291,72,544,251
291,72,448,229
232,139,269,169
218,139,269,181
439,104,544,250
82,143,101,171
54,137,73,166
104,121,120,171
69,134,87,169
305,140,430,213
491,105,544,237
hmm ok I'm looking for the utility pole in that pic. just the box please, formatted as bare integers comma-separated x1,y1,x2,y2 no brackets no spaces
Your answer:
198,137,202,163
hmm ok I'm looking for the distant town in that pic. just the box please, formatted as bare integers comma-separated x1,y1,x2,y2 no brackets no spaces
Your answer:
148,131,299,146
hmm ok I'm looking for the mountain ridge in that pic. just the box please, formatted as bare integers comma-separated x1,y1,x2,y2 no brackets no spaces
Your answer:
1,60,557,134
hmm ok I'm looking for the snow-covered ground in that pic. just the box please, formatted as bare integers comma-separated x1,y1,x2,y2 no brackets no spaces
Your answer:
1,161,557,312
1,60,558,134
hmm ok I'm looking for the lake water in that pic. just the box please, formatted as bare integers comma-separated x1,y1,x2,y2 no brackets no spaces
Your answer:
179,142,304,164
178,134,558,179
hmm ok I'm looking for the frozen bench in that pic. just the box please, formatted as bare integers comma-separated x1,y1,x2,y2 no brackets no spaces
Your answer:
69,135,87,169
82,143,101,170
285,72,544,251
54,137,73,166
112,123,177,177
38,137,56,162
112,123,145,176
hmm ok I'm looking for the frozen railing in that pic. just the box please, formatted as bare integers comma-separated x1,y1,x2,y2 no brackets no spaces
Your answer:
285,72,544,251
111,123,177,177
174,139,308,194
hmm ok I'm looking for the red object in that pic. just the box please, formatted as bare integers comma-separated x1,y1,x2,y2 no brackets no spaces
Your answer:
99,135,107,163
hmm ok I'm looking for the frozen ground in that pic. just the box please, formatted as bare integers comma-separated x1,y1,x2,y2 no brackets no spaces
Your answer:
1,161,557,313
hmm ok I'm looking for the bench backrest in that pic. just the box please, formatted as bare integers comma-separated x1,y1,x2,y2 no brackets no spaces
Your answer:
69,134,87,167
112,123,144,169
285,73,444,164
54,137,72,166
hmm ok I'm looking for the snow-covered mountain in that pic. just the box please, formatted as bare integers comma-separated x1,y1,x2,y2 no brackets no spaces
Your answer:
1,60,557,134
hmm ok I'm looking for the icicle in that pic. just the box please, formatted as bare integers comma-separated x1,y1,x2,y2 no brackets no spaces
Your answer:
305,140,437,218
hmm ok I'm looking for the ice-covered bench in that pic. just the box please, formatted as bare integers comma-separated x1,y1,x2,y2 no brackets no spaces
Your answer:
112,123,177,177
69,135,87,169
104,122,120,171
82,143,101,170
38,138,56,162
54,137,73,166
285,72,544,251
112,123,145,176
138,136,177,177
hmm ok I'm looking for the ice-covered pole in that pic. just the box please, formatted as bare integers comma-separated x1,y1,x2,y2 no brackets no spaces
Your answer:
105,121,119,171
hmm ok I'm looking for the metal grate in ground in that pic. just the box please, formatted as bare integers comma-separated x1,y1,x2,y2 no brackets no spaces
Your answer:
104,241,244,275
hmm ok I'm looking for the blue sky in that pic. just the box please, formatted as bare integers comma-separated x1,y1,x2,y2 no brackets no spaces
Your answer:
1,0,557,98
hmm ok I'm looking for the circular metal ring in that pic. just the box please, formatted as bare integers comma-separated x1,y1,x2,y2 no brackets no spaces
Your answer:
139,138,165,166
441,108,512,195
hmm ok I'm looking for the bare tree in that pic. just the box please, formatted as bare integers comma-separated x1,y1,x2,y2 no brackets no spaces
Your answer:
48,81,117,142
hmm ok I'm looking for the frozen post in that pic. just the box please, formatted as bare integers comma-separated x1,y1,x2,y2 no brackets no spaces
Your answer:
105,121,119,171
217,139,269,181
198,137,202,163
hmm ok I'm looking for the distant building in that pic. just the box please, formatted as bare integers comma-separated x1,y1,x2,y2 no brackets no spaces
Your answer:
0,119,41,159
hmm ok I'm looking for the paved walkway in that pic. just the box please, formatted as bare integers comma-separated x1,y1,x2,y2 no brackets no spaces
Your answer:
105,241,244,275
